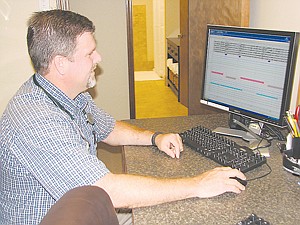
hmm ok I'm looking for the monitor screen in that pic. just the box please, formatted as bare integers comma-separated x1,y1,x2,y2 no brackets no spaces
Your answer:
200,25,299,128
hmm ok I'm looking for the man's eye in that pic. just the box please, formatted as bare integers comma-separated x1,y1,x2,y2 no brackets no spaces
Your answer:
88,51,95,57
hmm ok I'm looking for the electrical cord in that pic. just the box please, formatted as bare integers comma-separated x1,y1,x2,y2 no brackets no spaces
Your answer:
246,122,272,181
247,120,285,143
246,163,272,182
245,122,272,151
262,123,286,141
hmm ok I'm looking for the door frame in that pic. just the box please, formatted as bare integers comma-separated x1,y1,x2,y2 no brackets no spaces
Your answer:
126,0,169,119
126,0,136,119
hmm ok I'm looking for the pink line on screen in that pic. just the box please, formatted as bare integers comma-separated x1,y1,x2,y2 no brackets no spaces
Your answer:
240,77,264,84
211,71,224,75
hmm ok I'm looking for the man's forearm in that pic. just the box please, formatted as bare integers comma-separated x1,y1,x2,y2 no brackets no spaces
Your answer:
102,121,153,146
94,173,196,208
94,167,246,208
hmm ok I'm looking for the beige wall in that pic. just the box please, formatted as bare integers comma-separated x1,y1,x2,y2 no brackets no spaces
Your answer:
165,0,180,38
133,0,154,62
132,0,154,71
71,1,130,119
0,0,130,119
0,1,38,115
250,0,300,111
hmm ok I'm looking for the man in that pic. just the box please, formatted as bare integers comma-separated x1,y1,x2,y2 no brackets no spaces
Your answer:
0,10,246,224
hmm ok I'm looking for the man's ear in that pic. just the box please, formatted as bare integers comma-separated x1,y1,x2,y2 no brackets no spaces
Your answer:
53,55,68,75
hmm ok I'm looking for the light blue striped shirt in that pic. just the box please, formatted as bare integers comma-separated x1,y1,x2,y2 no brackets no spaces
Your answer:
0,73,115,224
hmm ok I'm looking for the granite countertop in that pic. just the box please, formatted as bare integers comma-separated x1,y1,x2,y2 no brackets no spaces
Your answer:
123,114,300,225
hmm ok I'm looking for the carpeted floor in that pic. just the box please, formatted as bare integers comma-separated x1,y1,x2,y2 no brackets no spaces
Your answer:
135,80,188,119
134,71,163,81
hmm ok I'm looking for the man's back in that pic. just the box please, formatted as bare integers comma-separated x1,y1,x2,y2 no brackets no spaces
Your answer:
0,78,56,224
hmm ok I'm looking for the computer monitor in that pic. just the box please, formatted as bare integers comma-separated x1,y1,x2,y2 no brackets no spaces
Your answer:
200,25,299,134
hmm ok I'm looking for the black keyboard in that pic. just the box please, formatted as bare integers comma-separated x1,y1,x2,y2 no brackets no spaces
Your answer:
180,125,267,173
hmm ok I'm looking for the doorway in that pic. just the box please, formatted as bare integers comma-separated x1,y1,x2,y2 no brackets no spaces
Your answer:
132,1,164,80
131,0,187,119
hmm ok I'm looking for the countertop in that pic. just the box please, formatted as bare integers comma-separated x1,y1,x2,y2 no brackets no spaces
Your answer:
123,114,300,224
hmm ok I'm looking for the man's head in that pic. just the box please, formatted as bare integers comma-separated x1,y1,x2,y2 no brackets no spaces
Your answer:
27,10,101,98
27,9,95,76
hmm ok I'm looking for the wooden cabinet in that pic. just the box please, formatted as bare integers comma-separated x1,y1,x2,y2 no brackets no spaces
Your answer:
166,38,180,100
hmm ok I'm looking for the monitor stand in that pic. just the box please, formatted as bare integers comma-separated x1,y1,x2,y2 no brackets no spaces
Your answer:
213,117,270,157
213,127,256,141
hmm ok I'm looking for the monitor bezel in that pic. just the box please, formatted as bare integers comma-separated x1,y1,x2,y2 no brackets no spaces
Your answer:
200,25,299,128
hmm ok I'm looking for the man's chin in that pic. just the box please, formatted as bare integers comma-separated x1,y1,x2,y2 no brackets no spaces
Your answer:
87,81,96,89
87,76,97,89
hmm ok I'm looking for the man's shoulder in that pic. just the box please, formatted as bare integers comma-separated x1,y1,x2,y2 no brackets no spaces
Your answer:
2,79,62,127
15,77,43,100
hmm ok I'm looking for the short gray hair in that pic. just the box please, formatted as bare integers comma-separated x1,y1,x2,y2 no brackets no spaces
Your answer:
27,10,95,75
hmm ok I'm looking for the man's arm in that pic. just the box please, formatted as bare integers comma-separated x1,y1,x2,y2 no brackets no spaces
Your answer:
102,121,183,158
94,167,246,208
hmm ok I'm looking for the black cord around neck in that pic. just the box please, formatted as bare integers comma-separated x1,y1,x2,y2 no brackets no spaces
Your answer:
32,74,74,120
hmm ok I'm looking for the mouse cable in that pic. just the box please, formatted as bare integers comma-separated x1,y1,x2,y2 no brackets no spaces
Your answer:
250,136,272,152
246,163,272,182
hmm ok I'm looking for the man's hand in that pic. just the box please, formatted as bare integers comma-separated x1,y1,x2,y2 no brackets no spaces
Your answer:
194,167,246,198
155,133,183,158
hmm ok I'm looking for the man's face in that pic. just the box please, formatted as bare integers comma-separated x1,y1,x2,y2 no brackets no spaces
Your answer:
67,32,101,94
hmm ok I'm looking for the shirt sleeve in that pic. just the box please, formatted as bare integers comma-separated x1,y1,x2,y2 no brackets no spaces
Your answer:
9,95,111,200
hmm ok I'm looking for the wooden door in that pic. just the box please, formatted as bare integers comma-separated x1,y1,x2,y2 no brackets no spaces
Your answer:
187,0,250,115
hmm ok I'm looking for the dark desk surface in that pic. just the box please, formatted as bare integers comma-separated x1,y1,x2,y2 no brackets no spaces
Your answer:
123,114,300,225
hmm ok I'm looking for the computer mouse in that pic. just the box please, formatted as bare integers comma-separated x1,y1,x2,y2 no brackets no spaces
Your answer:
230,176,247,186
